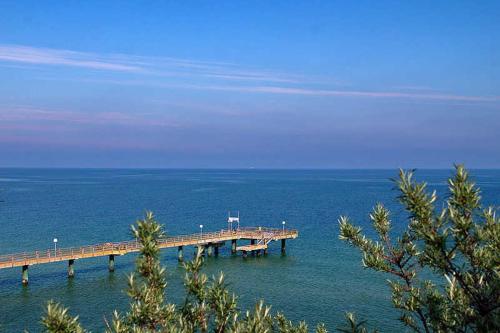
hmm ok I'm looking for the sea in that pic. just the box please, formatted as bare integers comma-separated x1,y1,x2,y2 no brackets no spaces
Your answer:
0,169,499,332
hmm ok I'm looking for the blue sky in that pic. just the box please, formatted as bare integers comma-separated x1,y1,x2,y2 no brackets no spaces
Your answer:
0,1,499,168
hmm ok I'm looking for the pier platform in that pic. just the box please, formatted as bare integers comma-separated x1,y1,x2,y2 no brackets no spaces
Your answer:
236,244,268,252
0,227,298,284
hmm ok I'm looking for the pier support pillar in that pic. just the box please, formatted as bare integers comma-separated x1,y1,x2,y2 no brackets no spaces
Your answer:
68,259,75,278
177,246,183,262
206,244,213,257
22,265,29,285
214,245,219,256
251,239,256,256
242,250,247,258
264,248,268,255
108,255,115,272
231,240,237,254
281,239,286,254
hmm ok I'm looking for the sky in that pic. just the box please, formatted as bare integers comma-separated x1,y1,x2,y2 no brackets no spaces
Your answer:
0,1,499,168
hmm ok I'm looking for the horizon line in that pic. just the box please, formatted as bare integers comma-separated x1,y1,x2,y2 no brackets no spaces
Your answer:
1,166,499,171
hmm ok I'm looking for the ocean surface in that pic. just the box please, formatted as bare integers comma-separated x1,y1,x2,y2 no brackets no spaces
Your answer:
0,169,499,332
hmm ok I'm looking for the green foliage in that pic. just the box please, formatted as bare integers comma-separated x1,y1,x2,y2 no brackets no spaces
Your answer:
339,165,500,332
42,301,86,333
41,212,325,333
107,211,176,331
336,313,374,333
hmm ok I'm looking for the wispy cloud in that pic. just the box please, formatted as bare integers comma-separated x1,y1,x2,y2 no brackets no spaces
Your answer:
391,85,437,91
203,85,498,102
0,45,141,72
0,44,298,83
67,79,498,103
1,44,497,103
0,105,180,128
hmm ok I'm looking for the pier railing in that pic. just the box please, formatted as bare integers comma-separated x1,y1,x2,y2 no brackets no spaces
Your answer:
0,227,298,269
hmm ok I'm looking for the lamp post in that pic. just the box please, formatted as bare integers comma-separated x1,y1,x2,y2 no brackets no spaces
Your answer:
200,224,203,238
282,220,286,233
53,238,58,256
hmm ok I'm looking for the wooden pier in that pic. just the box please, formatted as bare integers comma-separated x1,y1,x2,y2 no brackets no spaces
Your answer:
0,227,298,285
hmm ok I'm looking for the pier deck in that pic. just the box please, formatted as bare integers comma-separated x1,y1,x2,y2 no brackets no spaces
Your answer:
236,244,268,252
0,227,298,284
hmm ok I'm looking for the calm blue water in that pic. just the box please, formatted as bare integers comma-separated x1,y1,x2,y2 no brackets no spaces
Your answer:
0,169,499,332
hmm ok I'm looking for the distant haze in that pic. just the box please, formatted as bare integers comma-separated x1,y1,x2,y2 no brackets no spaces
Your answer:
0,1,499,168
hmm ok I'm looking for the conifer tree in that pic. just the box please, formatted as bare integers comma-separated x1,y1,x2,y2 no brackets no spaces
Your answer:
339,165,500,332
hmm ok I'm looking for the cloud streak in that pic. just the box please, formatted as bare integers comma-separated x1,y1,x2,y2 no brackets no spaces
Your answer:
0,45,141,72
71,79,497,103
204,85,498,102
0,106,180,128
0,44,298,83
1,44,497,103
